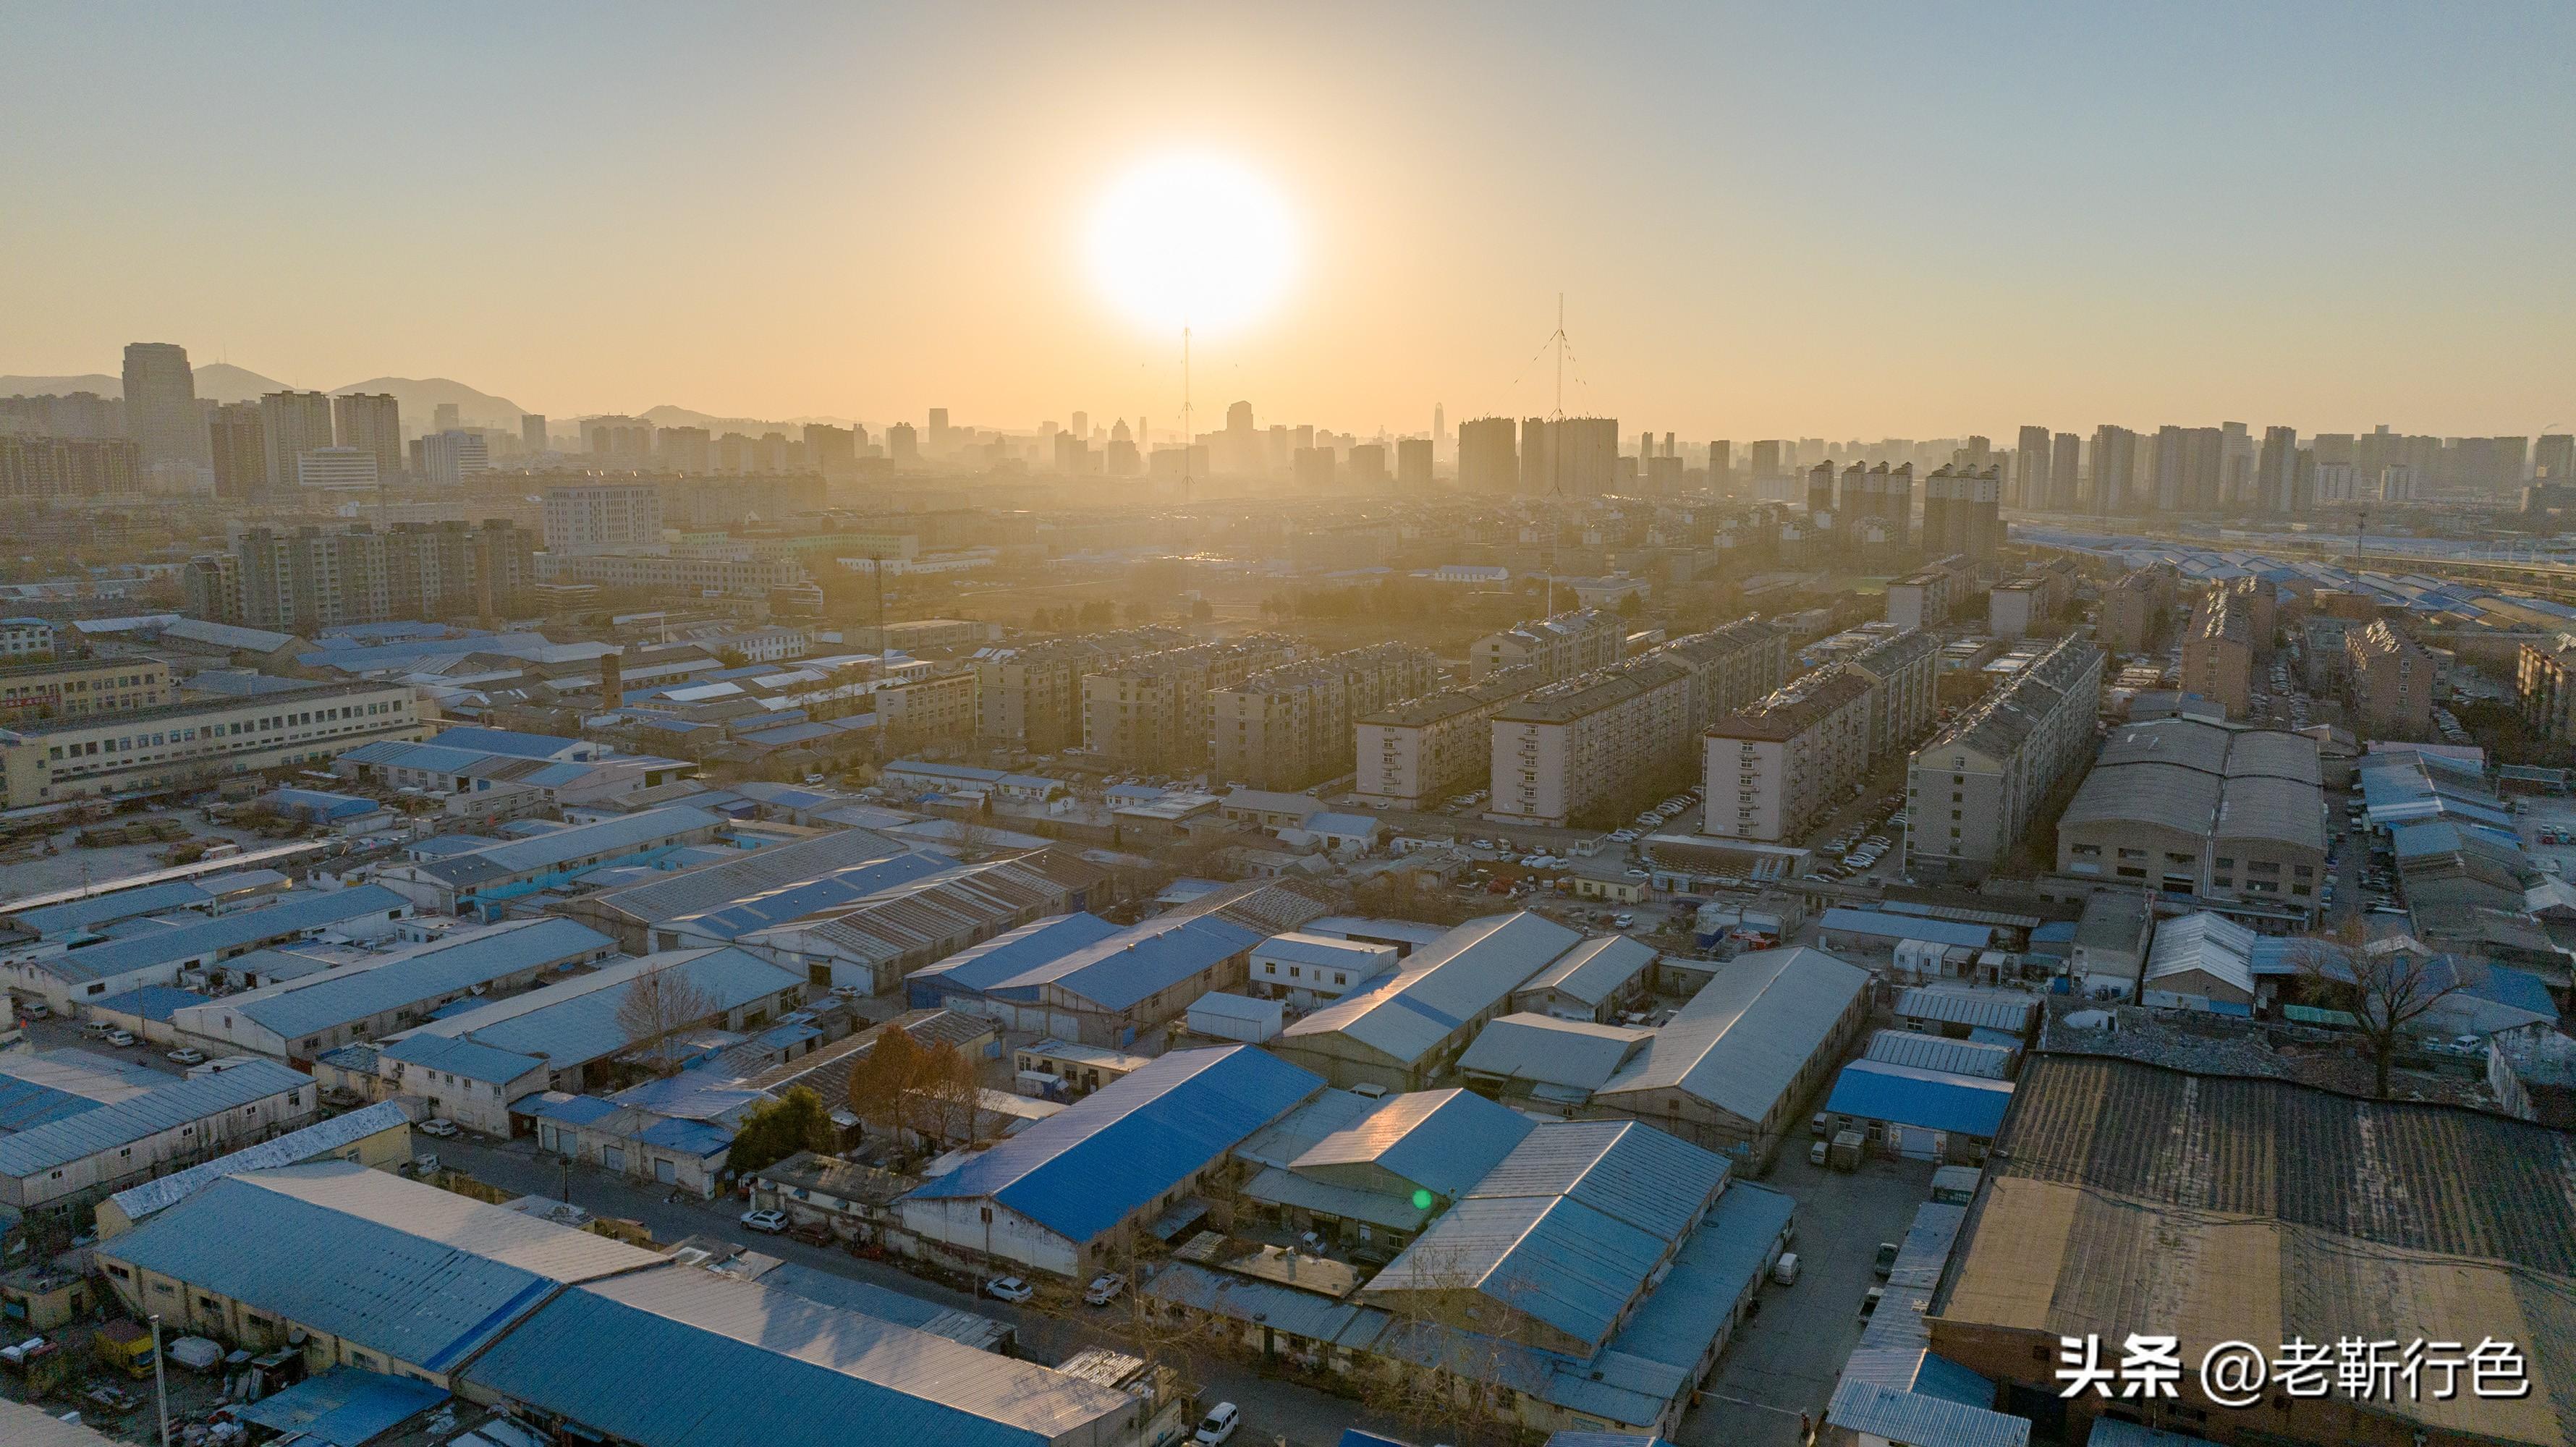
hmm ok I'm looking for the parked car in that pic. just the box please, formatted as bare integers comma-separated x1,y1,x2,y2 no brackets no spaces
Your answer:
418,1119,459,1138
1860,1285,1886,1320
106,1030,137,1048
1810,1140,1830,1167
1772,1251,1802,1286
1612,912,1635,929
1084,1275,1125,1307
1874,1241,1900,1278
986,1276,1035,1304
739,1209,789,1234
166,1048,207,1066
1624,867,1649,879
1193,1403,1241,1446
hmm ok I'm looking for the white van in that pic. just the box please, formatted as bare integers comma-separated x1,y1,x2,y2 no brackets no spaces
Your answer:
1771,1252,1802,1286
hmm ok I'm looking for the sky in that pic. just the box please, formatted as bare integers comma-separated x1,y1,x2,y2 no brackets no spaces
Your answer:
4,1,2571,441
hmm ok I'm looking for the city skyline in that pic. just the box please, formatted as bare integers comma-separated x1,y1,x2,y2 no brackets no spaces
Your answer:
5,2,2572,438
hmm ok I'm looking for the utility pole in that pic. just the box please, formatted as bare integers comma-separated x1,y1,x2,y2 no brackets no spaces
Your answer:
150,1312,169,1447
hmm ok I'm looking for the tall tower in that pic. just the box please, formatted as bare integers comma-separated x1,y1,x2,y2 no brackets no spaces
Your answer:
122,342,210,476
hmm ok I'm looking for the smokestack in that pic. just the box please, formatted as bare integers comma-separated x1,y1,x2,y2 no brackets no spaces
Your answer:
600,646,624,706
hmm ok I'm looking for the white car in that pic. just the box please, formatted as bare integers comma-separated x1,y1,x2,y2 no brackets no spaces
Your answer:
166,1048,207,1066
1083,1275,1125,1307
106,1030,138,1048
1608,829,1637,843
739,1208,789,1234
418,1119,459,1138
1625,867,1650,879
986,1276,1036,1304
1192,1403,1240,1445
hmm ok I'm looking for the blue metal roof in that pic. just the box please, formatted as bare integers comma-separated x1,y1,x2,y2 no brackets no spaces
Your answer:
908,1045,1321,1243
0,1069,122,1134
89,985,211,1022
910,913,1127,996
263,787,381,820
668,854,949,941
38,886,410,985
1304,811,1380,836
983,913,1263,1011
1291,1087,1535,1200
1821,907,1995,949
0,1058,313,1177
1826,1059,2014,1138
6,879,214,937
425,726,587,760
229,1367,448,1446
425,948,799,1070
381,1031,547,1085
232,917,613,1043
525,1092,624,1126
461,1263,1140,1447
1828,1380,2030,1447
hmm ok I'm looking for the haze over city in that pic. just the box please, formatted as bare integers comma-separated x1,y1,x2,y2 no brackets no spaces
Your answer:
5,9,2576,1447
5,1,2572,438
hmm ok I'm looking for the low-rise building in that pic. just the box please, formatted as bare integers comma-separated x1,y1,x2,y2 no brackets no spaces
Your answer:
736,849,1112,995
2058,718,2328,914
0,1056,318,1215
1271,912,1588,1092
95,1098,415,1237
0,655,173,724
1247,931,1399,1008
2344,619,2434,739
1,885,412,1014
0,681,429,807
373,804,731,917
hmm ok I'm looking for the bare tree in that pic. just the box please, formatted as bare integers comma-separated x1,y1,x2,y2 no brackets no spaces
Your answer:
2292,921,2466,1099
1355,1241,1541,1447
613,963,720,1075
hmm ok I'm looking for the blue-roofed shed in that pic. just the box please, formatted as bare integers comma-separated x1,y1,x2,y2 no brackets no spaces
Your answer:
229,1369,448,1446
1819,907,1997,951
1825,1059,2014,1147
902,1046,1322,1275
907,913,1125,1010
88,985,211,1024
262,787,386,823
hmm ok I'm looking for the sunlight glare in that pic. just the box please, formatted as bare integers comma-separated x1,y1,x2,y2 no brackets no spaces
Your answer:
1087,154,1296,336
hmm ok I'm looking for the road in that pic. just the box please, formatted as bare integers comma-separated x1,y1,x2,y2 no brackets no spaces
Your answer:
435,1134,1407,1447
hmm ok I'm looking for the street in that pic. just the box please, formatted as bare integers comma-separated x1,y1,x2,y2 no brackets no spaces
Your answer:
433,1134,1412,1447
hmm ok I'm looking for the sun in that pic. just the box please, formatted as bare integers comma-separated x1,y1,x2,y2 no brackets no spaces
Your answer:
1087,154,1297,336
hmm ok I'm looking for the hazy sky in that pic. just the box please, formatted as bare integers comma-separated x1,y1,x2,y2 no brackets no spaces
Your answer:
5,1,2570,440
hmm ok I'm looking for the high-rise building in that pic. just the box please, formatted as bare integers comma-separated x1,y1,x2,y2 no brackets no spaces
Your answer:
2256,426,2302,515
656,426,713,475
543,483,664,556
185,520,537,631
805,423,856,476
259,391,336,493
121,342,211,478
2049,433,2082,512
1292,446,1334,490
207,402,265,501
1750,440,1784,480
433,402,461,433
1395,437,1432,488
887,423,919,463
522,414,549,454
1457,417,1517,493
1346,444,1388,489
926,407,950,454
2090,425,2141,514
2014,425,2051,509
0,436,143,503
332,392,402,483
295,447,380,492
2538,434,2575,481
420,430,490,486
1551,417,1619,493
2220,422,2254,506
1709,440,1732,488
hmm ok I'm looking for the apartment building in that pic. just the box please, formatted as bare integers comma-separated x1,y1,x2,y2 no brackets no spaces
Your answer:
183,522,538,631
2517,634,2576,744
871,669,978,744
0,682,429,807
972,627,1188,752
2179,586,2256,718
1469,608,1624,682
1080,635,1302,773
1212,643,1441,791
1904,635,2104,883
2100,571,2158,653
532,549,800,598
1352,666,1542,808
1488,655,1692,828
2343,620,2433,740
1987,569,2072,640
0,657,174,724
1883,556,1975,630
542,484,664,556
1700,666,1876,843
1843,629,1939,757
1648,618,1789,734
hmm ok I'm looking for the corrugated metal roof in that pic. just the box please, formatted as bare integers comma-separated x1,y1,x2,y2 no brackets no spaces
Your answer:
1457,1014,1650,1093
909,912,1126,995
88,985,212,1022
1598,948,1870,1123
2139,911,2258,996
1517,934,1656,1005
1252,931,1399,972
461,1263,1141,1447
1281,912,1581,1066
660,852,946,941
219,917,613,1043
1826,1380,2030,1447
6,879,216,936
980,912,1262,1011
106,1100,414,1223
748,1260,1011,1352
0,1399,125,1447
1290,1087,1535,1200
1821,907,1996,949
229,1367,448,1446
397,947,800,1072
382,1031,546,1085
0,1058,313,1178
0,1048,159,1132
34,886,410,985
907,1045,1321,1244
417,806,723,883
96,1163,661,1372
1862,1029,2014,1079
1825,1060,2014,1137
1893,987,2038,1034
425,726,587,759
1598,1180,1795,1400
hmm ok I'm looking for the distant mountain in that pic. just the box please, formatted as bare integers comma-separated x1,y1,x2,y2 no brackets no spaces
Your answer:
332,376,528,429
192,362,293,404
637,404,856,434
0,362,289,402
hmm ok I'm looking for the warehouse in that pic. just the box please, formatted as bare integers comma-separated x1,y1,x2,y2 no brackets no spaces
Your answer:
1821,1058,2014,1163
898,1045,1324,1280
1455,1013,1653,1108
1588,946,1871,1168
543,826,917,953
373,804,729,916
378,946,805,1094
96,1099,414,1236
1,884,412,1014
0,1057,318,1214
1245,931,1399,1008
1269,912,1585,1092
2135,910,2261,1014
1817,907,1999,960
1506,933,1657,1022
1930,1055,2576,1447
2057,720,2328,918
1891,986,2039,1043
165,916,617,1063
737,849,1114,994
1858,1028,2017,1080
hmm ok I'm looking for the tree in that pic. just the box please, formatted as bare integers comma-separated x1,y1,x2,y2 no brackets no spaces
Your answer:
845,1026,979,1155
613,963,721,1075
1356,1240,1541,1447
2292,922,2466,1099
726,1087,837,1174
